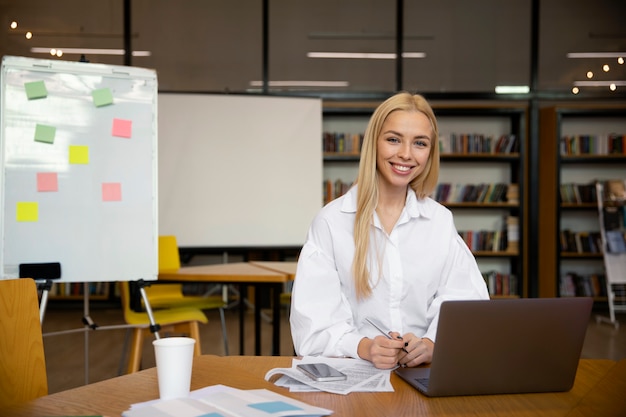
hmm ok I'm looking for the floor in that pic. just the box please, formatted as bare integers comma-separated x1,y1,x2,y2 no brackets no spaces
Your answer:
41,301,626,395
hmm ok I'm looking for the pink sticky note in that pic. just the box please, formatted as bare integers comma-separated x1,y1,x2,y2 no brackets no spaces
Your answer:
102,183,122,202
112,118,132,138
37,172,58,192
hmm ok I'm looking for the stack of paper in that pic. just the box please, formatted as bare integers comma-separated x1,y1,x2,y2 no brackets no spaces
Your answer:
122,384,332,417
265,357,394,395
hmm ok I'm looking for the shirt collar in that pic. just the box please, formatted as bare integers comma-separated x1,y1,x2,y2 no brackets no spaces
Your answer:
341,185,434,220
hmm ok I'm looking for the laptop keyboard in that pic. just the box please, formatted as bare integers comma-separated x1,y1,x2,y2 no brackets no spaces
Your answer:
414,377,430,389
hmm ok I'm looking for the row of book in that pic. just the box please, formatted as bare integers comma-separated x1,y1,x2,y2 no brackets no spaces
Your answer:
458,230,511,253
560,272,607,297
439,133,518,154
560,182,597,204
482,271,518,296
323,132,363,154
560,133,626,156
433,182,511,204
323,179,353,205
560,230,603,254
47,281,109,297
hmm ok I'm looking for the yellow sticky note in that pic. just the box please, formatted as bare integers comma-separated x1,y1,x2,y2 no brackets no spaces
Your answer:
16,202,39,222
69,145,89,164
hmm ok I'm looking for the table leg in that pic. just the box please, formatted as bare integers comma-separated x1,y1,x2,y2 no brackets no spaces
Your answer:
272,283,281,356
239,284,245,355
254,284,261,355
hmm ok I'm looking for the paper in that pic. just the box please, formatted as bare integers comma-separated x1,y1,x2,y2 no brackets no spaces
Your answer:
123,384,332,417
112,118,132,138
34,124,56,144
92,87,114,107
265,356,394,395
37,172,58,192
69,145,89,164
16,202,38,222
25,80,48,99
102,182,122,202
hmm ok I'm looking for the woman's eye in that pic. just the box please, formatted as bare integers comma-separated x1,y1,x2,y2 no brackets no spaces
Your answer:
414,140,429,147
387,137,400,143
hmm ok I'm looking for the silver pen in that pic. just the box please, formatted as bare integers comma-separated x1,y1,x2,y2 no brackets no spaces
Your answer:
365,317,409,353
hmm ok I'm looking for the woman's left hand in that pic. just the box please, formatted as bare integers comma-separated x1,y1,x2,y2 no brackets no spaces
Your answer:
397,334,434,367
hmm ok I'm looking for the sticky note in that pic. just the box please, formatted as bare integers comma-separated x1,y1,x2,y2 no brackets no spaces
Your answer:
102,183,122,201
247,401,302,413
16,202,38,222
37,172,58,192
25,80,48,100
112,118,132,138
34,124,56,144
92,88,113,107
69,145,89,164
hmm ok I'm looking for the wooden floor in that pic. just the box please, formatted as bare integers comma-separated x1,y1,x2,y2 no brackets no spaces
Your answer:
41,302,626,395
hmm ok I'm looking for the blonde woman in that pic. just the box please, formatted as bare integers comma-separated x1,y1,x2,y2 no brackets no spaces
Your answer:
290,92,489,369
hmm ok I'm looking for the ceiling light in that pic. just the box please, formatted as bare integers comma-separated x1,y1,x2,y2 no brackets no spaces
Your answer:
567,52,626,58
25,32,32,40
603,64,610,72
618,57,625,65
249,80,349,88
587,71,594,79
495,86,530,94
307,52,425,59
30,47,151,57
572,87,580,94
573,80,626,87
10,21,17,29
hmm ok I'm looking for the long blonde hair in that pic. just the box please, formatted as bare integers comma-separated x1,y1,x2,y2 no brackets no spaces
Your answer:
352,92,440,299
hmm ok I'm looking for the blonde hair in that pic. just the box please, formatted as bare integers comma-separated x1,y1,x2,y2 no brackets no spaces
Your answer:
352,92,440,299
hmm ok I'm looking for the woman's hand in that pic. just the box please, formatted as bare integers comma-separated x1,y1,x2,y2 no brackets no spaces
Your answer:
357,335,405,369
397,333,434,367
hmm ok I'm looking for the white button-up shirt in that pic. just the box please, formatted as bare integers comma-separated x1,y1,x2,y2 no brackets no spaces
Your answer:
290,186,490,359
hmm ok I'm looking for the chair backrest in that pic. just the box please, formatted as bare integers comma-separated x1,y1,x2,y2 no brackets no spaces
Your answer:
159,235,181,272
0,278,48,406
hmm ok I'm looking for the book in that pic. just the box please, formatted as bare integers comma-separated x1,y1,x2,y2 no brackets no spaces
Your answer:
123,385,332,417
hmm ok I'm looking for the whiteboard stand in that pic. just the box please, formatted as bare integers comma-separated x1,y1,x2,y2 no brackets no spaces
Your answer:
42,280,161,384
36,279,53,324
595,181,626,329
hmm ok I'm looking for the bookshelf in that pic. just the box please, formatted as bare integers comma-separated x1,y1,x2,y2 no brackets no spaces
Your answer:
538,105,626,300
323,102,527,298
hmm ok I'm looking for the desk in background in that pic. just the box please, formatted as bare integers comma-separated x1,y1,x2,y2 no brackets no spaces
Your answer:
158,262,288,355
8,357,626,417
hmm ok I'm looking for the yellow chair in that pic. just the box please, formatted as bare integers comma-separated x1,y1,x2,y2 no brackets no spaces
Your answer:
144,235,229,354
0,278,48,407
119,280,208,374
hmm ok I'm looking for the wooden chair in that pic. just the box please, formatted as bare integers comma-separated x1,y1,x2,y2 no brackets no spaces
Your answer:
118,280,208,374
144,235,229,354
0,278,48,407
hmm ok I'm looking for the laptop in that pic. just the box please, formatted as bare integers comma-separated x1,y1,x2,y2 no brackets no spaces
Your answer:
395,297,593,397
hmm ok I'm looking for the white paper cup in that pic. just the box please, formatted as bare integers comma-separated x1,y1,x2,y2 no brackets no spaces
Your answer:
153,336,195,400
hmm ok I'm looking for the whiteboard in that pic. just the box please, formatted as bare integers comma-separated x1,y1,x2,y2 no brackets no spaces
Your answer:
158,93,322,248
0,56,158,283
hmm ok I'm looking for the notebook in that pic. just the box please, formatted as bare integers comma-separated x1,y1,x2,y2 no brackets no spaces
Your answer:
395,297,593,397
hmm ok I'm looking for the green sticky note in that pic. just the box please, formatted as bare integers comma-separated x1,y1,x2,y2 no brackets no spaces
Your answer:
34,124,56,144
69,145,89,164
92,88,113,107
25,80,48,100
16,202,39,222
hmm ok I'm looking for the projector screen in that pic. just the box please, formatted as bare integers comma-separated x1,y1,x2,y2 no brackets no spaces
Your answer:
158,93,323,248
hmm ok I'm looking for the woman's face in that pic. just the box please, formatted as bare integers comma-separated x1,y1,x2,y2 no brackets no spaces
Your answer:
376,110,432,192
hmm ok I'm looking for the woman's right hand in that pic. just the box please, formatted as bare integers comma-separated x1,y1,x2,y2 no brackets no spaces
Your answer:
357,335,405,369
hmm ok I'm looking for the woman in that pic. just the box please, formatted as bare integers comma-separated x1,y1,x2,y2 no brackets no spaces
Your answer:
290,92,489,369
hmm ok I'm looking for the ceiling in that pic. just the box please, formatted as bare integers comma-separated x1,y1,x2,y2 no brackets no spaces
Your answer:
1,0,625,98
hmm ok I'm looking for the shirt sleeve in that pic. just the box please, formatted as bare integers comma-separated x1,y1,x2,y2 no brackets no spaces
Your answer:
423,231,490,342
289,215,363,359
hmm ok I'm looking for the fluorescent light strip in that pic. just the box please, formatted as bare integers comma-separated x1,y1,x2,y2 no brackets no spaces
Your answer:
495,86,530,94
573,80,626,86
307,52,426,59
30,47,151,57
250,80,349,88
567,52,626,58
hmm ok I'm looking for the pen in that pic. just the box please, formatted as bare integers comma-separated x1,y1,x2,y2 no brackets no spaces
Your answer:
365,317,409,353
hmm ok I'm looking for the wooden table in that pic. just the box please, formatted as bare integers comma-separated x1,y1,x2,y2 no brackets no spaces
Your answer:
7,356,625,417
249,261,297,280
158,262,288,355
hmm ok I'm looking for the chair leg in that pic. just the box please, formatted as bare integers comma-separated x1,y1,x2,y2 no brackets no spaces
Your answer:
219,307,229,355
172,322,202,356
126,328,145,374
